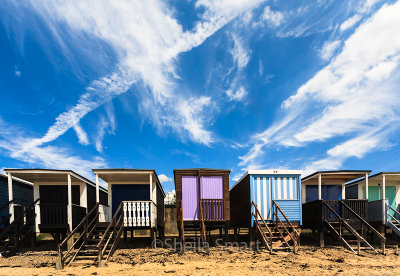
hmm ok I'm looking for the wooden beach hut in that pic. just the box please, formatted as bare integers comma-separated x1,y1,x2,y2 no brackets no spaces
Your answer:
346,172,400,238
302,170,386,254
92,169,166,242
3,169,108,239
174,169,230,247
0,173,34,256
230,170,302,252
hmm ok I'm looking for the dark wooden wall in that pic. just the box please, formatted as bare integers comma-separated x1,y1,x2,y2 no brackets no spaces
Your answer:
345,184,358,199
174,169,230,222
156,182,165,228
39,185,80,205
0,176,33,225
229,174,251,227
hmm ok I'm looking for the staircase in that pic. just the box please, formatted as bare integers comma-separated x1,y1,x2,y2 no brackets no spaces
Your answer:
0,199,39,257
178,202,207,252
386,203,400,251
57,202,124,269
322,201,385,254
252,201,300,253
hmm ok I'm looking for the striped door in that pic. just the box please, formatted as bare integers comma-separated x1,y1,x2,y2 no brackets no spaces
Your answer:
253,176,272,220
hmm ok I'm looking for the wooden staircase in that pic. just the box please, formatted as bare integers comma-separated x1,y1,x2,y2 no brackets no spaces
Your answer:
0,199,38,257
322,201,385,254
178,202,207,252
57,202,124,269
252,201,300,253
386,203,400,252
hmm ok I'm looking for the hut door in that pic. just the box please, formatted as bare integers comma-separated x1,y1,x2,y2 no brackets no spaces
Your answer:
200,176,224,220
182,176,199,220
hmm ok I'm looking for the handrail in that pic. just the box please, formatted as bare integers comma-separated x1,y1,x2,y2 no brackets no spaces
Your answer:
59,202,99,248
387,203,400,221
97,202,123,264
97,202,123,250
272,207,293,252
252,201,273,237
341,201,385,242
179,202,185,244
252,212,272,252
322,201,378,254
0,198,39,255
57,203,100,269
272,200,300,238
199,200,207,247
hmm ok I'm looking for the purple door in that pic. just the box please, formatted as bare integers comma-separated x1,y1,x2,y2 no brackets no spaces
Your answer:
200,176,223,199
182,176,199,220
200,176,224,220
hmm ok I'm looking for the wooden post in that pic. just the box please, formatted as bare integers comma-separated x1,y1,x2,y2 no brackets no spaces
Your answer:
365,173,369,200
67,173,72,231
319,228,325,248
96,174,100,203
382,174,386,226
234,228,238,242
7,173,14,223
318,174,322,200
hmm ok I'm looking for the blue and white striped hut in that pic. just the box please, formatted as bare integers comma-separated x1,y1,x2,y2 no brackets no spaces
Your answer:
230,170,303,229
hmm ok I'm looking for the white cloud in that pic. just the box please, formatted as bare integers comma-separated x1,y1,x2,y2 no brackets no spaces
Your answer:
230,34,250,68
240,1,400,171
158,174,172,183
319,40,341,60
226,86,248,101
261,6,284,27
9,0,265,149
340,14,361,31
0,118,106,180
73,123,89,145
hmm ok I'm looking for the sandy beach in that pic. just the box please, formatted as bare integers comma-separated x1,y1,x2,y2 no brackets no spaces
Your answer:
0,237,399,276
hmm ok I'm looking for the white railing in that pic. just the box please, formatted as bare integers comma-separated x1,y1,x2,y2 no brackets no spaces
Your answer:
123,201,157,228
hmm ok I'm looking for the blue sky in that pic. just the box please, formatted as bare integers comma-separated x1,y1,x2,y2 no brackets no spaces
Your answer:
1,0,400,193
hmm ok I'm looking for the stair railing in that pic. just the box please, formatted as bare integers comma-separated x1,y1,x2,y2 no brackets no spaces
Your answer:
97,202,124,265
251,201,273,252
341,201,385,254
386,203,400,225
272,200,300,252
178,202,185,244
57,203,99,269
0,198,39,256
199,200,207,248
271,204,293,253
322,201,378,254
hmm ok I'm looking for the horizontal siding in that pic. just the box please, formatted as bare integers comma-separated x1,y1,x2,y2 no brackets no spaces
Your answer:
274,200,301,222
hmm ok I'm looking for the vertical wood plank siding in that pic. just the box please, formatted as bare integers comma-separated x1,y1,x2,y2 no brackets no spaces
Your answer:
231,173,302,227
182,176,199,220
174,169,230,222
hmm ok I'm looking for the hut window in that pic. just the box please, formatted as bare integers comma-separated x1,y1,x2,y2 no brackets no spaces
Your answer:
274,177,297,200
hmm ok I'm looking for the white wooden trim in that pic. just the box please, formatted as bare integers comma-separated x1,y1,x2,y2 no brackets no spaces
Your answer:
8,173,14,223
382,174,386,225
342,183,346,199
96,174,100,203
365,173,369,200
33,183,40,232
108,182,112,219
67,173,72,231
318,174,322,200
80,183,87,208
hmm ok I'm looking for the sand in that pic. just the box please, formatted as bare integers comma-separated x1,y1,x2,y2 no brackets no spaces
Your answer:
0,244,399,275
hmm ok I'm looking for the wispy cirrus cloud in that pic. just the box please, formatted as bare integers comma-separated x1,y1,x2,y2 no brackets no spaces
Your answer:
4,0,266,151
240,1,400,172
0,117,106,180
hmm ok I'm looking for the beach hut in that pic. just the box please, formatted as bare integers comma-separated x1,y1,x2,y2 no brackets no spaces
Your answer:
302,170,385,254
0,173,34,256
92,169,166,242
174,168,230,247
3,169,108,240
230,170,302,252
346,172,400,238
